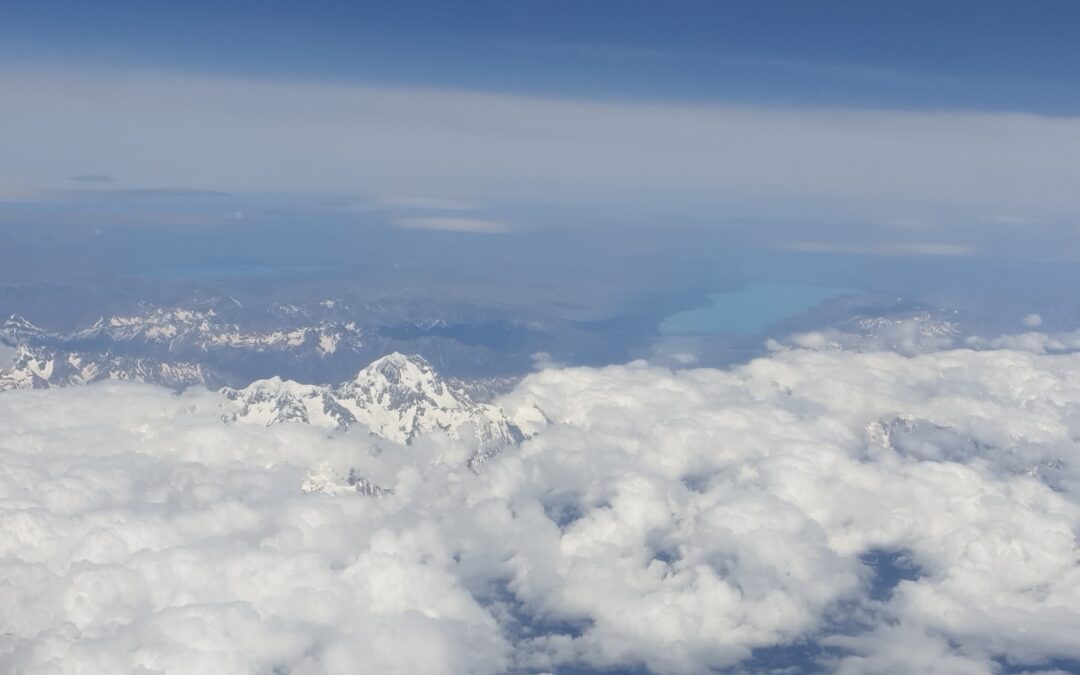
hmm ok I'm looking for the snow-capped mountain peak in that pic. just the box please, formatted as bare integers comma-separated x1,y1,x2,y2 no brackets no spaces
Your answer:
224,353,526,452
344,352,462,412
2,314,47,342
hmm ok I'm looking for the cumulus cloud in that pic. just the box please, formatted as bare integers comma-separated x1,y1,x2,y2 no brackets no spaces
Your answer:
966,330,1080,355
668,351,698,365
773,314,961,356
775,312,1080,360
530,351,563,370
0,384,511,675
3,344,1080,673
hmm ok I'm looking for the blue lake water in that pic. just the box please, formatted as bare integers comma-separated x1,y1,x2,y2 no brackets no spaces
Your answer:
660,282,856,335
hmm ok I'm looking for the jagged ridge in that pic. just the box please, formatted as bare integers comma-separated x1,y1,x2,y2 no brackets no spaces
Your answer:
224,352,525,449
0,343,221,390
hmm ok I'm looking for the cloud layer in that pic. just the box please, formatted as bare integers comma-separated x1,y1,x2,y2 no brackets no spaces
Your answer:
2,342,1080,673
3,65,1080,236
394,216,516,234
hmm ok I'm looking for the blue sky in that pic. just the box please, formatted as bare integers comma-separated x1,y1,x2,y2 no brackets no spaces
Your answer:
4,0,1080,112
2,1,1079,265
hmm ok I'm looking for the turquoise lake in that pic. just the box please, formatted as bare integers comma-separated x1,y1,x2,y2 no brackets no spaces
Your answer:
660,282,856,335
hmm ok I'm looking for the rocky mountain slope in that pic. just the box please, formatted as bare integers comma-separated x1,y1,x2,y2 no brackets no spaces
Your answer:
0,344,222,390
0,303,523,386
223,352,525,448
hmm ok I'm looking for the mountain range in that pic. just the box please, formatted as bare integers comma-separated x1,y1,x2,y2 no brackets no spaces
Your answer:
0,343,222,390
0,306,524,390
223,352,526,449
0,330,532,488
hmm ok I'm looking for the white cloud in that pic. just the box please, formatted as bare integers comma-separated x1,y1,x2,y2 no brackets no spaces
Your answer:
3,344,1080,673
1024,313,1044,328
3,64,1080,237
394,216,515,234
777,314,1080,360
782,241,975,257
776,314,961,356
966,330,1080,354
0,384,511,675
668,351,698,365
377,196,478,211
530,351,562,370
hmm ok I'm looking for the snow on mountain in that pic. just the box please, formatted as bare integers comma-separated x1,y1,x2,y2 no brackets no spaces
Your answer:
777,309,962,355
300,465,393,496
1,303,536,388
1,314,48,343
224,352,526,450
846,310,960,341
82,308,218,341
71,307,368,355
866,415,1066,490
1,306,379,392
0,344,220,391
448,375,521,402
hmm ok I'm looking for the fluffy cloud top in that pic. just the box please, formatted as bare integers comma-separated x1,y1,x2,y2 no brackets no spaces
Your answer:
3,343,1080,673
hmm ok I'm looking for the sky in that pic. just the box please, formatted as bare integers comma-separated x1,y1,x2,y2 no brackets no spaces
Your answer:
2,1,1080,342
2,2,1079,259
4,1,1080,112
